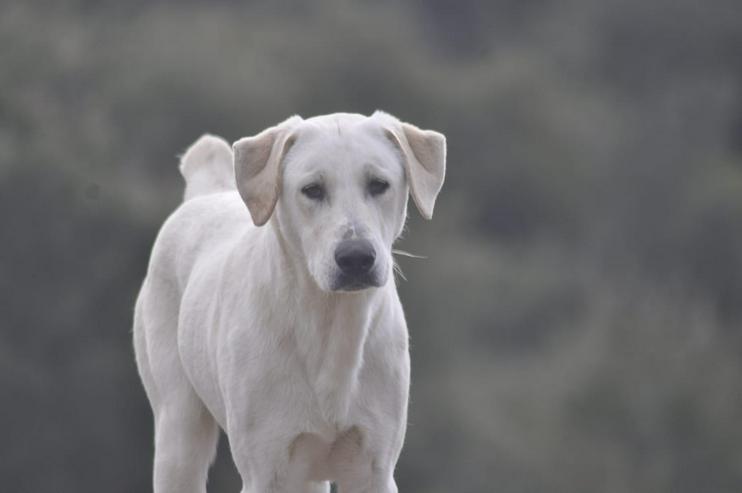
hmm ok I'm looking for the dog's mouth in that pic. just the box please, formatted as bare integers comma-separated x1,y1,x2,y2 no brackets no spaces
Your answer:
330,272,383,292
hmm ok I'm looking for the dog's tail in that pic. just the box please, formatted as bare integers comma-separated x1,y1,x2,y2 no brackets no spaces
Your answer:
179,134,235,201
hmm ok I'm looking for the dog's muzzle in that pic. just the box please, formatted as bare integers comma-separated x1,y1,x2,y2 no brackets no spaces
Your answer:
332,239,380,291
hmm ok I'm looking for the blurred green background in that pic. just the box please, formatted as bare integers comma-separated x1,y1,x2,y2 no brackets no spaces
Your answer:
3,0,742,492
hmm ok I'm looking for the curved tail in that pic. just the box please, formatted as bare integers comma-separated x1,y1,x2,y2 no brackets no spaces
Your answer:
179,134,235,201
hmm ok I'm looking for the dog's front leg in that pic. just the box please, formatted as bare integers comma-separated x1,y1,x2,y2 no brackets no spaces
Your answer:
334,461,398,493
331,431,401,493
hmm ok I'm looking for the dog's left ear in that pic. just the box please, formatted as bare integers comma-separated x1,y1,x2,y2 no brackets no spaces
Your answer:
233,116,302,226
374,112,446,219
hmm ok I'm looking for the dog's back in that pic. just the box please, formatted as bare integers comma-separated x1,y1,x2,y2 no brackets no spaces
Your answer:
143,136,254,291
133,135,249,427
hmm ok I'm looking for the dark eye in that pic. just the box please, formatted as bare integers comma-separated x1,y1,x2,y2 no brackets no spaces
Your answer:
301,183,325,201
368,178,389,197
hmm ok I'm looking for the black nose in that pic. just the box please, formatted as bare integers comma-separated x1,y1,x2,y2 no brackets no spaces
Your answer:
335,239,376,277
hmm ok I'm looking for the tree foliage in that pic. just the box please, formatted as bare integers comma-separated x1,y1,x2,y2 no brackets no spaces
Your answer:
2,1,742,491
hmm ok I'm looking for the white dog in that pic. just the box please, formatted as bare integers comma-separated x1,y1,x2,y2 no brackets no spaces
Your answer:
133,111,446,493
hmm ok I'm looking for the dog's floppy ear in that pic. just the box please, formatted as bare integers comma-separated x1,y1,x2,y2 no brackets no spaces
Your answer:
233,116,302,226
374,111,446,219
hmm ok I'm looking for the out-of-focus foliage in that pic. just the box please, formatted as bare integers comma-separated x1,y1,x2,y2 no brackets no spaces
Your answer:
2,0,742,492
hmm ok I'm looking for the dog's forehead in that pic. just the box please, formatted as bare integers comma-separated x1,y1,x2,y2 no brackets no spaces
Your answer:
299,113,380,144
287,114,401,175
304,112,367,127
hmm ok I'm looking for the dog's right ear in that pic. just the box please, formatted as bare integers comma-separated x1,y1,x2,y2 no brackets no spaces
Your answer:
233,116,302,226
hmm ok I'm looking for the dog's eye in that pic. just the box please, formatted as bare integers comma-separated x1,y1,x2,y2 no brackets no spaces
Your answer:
301,183,325,201
368,178,389,197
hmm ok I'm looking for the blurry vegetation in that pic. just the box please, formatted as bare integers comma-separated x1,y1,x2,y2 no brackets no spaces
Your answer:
2,0,742,492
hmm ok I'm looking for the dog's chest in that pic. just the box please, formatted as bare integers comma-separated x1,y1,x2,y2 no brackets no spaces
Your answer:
289,426,365,482
291,297,377,425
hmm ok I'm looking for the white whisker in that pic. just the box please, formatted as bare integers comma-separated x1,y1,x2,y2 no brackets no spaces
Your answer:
392,259,407,281
392,249,427,259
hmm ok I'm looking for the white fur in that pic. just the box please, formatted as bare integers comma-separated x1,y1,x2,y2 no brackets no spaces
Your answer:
133,112,445,493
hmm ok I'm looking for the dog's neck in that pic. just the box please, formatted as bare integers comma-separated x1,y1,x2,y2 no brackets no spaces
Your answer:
257,219,384,425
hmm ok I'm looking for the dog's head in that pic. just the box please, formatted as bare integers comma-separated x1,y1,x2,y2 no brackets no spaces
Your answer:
232,111,446,292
